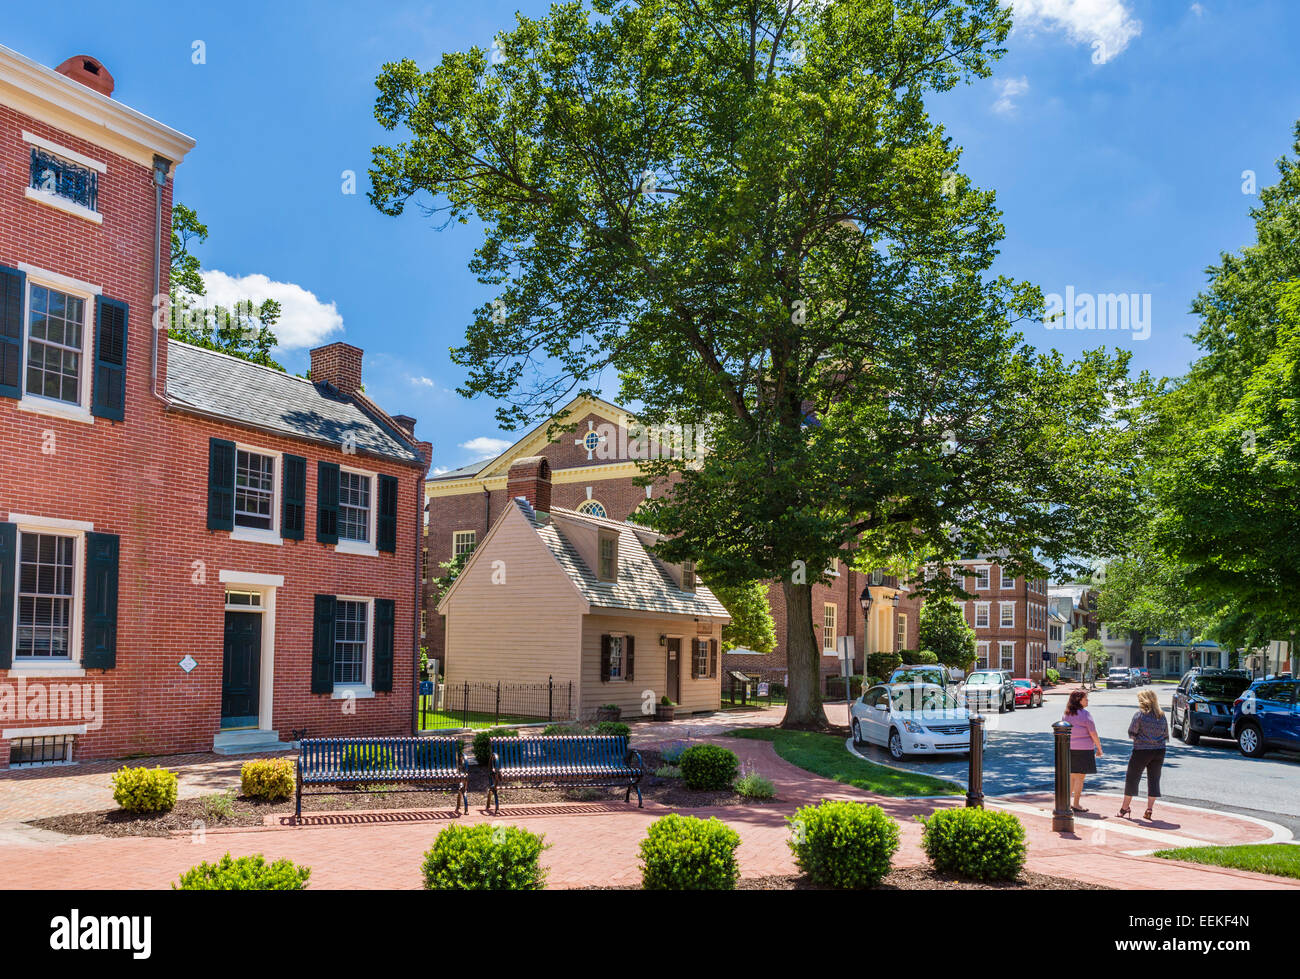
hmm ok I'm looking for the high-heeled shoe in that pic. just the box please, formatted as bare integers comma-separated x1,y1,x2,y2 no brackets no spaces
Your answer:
1118,806,1131,818
1143,808,1154,820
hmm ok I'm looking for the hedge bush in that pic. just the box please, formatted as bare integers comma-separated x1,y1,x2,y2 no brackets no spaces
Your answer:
916,649,939,665
918,807,1027,881
422,823,548,890
472,728,518,767
341,744,394,772
593,721,630,738
734,772,776,800
1046,668,1062,685
639,814,741,890
112,766,178,813
866,651,903,679
240,758,295,800
788,801,899,888
678,744,739,791
174,853,310,890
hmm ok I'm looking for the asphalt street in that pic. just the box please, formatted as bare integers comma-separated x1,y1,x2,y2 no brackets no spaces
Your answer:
851,685,1300,826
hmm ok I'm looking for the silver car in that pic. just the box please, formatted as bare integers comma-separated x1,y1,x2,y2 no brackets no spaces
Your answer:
961,670,1017,713
851,683,984,760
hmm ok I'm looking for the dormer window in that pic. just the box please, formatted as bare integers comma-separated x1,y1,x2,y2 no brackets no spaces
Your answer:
598,531,618,581
681,560,696,592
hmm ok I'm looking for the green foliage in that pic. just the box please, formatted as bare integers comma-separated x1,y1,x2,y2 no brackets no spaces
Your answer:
654,765,682,778
111,766,178,813
712,579,777,653
174,853,310,890
734,772,776,800
1045,668,1062,685
422,824,548,890
915,649,939,665
639,814,740,890
341,744,394,772
240,758,296,800
472,727,518,767
199,790,236,822
593,721,630,737
678,744,739,791
660,695,675,706
918,599,978,672
788,800,900,888
867,652,903,679
918,807,1027,881
660,740,688,765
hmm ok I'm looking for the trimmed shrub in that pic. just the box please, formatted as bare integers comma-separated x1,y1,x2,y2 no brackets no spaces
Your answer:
678,744,739,791
472,727,518,767
112,766,178,813
341,744,394,772
1046,668,1062,686
867,651,903,679
542,723,584,736
593,721,630,738
660,740,689,765
422,823,548,890
174,853,310,890
788,801,899,888
918,807,1027,881
240,758,295,800
639,814,741,890
734,772,776,800
916,649,939,665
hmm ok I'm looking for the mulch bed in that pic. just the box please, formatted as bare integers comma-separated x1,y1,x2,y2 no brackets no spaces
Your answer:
583,867,1113,890
28,749,751,838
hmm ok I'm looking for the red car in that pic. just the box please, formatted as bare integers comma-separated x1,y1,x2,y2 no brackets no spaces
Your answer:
1012,678,1043,708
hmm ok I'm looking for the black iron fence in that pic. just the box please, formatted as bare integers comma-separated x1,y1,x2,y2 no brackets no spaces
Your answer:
418,677,575,730
720,669,788,708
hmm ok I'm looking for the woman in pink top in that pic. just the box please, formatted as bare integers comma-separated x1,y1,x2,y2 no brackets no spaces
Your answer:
1063,689,1103,813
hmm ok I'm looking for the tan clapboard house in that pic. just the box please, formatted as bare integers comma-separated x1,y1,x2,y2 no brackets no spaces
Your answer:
436,457,729,719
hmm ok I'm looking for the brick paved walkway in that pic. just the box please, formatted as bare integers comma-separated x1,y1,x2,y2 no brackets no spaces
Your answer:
0,731,1294,889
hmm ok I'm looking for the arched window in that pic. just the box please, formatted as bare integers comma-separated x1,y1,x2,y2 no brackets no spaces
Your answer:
576,499,608,518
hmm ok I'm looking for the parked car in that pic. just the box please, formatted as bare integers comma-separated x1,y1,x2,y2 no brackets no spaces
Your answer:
1171,668,1253,745
1139,667,1151,684
850,683,985,760
1104,668,1135,689
961,670,1017,713
1128,667,1147,686
889,664,951,689
1232,678,1300,758
1012,677,1043,708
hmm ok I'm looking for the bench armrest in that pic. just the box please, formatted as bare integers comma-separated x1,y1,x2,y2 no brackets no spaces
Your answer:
626,748,643,773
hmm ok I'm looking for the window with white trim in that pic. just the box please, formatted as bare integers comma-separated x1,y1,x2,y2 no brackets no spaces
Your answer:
681,560,696,592
974,603,990,629
25,283,88,406
695,638,710,676
598,532,618,581
1000,602,1015,628
16,532,76,660
976,641,990,670
577,499,608,518
1001,567,1015,589
234,449,276,530
973,567,990,590
896,614,907,651
452,530,476,557
338,470,373,543
608,634,624,679
333,599,371,685
999,642,1015,671
822,603,837,652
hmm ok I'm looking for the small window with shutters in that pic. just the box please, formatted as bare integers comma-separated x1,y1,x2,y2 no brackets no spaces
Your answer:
694,639,709,678
608,635,624,679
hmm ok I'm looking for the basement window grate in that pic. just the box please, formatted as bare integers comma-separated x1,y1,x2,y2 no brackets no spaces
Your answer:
9,735,76,768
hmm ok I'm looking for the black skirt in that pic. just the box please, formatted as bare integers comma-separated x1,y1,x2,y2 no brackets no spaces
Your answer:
1070,748,1097,775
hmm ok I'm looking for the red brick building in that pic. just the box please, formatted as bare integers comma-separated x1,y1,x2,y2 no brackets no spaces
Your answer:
0,48,428,764
947,559,1051,678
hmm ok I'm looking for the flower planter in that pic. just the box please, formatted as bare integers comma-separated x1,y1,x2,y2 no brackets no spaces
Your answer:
655,704,676,722
595,707,622,723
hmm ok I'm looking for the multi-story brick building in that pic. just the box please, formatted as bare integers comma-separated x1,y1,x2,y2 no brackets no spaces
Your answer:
0,47,428,764
947,559,1051,678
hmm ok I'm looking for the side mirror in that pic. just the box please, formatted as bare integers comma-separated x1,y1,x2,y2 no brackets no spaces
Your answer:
874,702,888,711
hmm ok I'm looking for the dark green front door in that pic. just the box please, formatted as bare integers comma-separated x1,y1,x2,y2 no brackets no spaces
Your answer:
221,611,261,728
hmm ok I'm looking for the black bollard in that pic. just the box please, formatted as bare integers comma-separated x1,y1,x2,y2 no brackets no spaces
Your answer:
966,714,985,808
1052,720,1074,832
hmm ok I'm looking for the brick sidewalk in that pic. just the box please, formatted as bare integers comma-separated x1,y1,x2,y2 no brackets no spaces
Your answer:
0,732,1294,890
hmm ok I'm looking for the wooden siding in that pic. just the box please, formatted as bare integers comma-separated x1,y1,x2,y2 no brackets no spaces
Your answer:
579,613,722,718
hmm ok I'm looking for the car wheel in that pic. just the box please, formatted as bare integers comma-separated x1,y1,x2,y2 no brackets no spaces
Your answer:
888,729,905,760
1007,693,1015,712
1034,694,1042,708
1185,718,1201,746
852,719,862,745
1173,710,1185,740
1237,723,1266,758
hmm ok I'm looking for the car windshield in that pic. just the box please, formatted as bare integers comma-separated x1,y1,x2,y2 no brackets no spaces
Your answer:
1013,680,1032,688
893,668,942,684
891,685,962,712
967,672,1000,686
1191,677,1250,699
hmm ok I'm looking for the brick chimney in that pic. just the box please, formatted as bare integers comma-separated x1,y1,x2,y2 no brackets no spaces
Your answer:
507,456,551,515
54,56,115,97
392,414,417,436
310,342,363,396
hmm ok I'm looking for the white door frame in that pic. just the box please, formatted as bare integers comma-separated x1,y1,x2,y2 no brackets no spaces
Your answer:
219,571,284,732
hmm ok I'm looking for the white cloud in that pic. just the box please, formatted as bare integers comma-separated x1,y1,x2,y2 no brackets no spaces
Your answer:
412,375,435,387
1010,0,1142,60
993,75,1030,113
459,436,512,459
198,270,344,350
1189,3,1204,16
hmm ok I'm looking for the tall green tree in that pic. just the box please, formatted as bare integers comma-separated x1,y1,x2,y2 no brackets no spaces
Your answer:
711,580,778,654
369,0,1144,727
917,597,976,674
168,204,285,370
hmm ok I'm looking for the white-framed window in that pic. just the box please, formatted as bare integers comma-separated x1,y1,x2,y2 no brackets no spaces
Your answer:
973,566,990,590
822,603,838,653
608,634,624,679
577,499,608,518
7,516,91,673
896,614,907,651
1000,568,1015,589
1000,602,1015,628
17,267,101,422
223,589,263,610
234,448,276,531
681,560,696,592
598,531,618,581
333,597,373,687
1000,642,1015,671
695,638,710,676
974,603,990,629
826,557,839,576
338,468,375,545
452,530,476,558
976,641,990,670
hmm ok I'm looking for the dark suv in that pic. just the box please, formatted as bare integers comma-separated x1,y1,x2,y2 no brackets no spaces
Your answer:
1171,669,1253,745
1232,677,1300,758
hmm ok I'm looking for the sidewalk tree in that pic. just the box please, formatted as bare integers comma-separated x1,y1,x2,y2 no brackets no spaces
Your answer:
369,0,1147,728
712,580,778,654
917,597,977,674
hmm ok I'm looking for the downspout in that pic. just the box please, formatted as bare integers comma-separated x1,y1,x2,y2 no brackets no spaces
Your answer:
413,471,424,736
151,155,173,403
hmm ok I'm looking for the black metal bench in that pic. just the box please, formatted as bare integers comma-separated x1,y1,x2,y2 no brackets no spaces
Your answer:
295,736,468,817
487,734,644,812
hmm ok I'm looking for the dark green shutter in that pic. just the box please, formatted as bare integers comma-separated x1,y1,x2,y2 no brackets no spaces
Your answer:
0,265,24,399
83,532,119,670
709,638,718,679
281,454,306,540
0,523,15,668
207,438,235,530
316,461,339,544
373,598,395,692
377,473,398,553
599,634,611,682
625,635,635,682
91,296,128,420
311,594,336,693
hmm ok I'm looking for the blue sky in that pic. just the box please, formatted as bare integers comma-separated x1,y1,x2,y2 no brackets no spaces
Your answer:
7,1,1300,471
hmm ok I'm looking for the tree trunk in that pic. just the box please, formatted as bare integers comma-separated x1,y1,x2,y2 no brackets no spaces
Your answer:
780,580,830,729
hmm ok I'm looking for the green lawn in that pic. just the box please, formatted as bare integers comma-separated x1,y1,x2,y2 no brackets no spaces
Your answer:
729,728,963,797
418,709,549,731
1153,844,1300,880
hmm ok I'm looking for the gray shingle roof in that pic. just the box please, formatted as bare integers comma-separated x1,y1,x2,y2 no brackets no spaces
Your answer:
165,340,424,465
527,502,729,619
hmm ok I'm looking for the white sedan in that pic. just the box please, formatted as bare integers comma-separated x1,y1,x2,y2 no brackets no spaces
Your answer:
850,683,985,760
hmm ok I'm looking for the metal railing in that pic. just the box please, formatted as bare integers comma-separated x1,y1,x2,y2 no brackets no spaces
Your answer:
418,677,574,730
